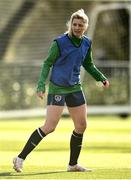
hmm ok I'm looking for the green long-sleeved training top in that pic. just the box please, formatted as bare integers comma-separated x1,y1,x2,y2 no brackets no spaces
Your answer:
37,35,107,94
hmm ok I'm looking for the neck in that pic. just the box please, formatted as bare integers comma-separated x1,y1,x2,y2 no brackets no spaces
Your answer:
72,33,82,39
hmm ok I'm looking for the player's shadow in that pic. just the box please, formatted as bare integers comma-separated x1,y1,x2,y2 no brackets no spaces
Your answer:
0,172,12,176
0,171,67,177
18,170,67,176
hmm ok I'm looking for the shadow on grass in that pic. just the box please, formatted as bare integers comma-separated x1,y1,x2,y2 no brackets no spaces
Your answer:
0,170,67,177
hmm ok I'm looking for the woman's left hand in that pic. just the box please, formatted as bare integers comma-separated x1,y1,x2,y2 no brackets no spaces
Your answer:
103,80,110,88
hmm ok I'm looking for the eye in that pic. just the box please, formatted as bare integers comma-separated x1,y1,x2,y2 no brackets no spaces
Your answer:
78,24,84,27
73,23,77,26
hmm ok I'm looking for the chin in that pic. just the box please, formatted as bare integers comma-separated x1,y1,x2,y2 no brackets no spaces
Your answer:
75,34,81,38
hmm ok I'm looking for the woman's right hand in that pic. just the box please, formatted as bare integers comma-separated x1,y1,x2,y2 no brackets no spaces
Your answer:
37,91,45,99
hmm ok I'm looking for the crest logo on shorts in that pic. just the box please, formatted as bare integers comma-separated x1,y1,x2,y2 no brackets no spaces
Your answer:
54,95,62,102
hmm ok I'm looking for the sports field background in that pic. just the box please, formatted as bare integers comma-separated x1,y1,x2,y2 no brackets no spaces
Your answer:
0,115,131,179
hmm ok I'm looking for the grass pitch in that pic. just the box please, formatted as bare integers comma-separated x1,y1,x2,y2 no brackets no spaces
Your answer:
0,115,131,179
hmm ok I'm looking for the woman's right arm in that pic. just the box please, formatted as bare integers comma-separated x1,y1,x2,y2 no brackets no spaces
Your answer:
37,41,60,95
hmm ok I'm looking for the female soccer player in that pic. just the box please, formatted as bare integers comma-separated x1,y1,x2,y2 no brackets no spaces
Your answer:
13,9,109,172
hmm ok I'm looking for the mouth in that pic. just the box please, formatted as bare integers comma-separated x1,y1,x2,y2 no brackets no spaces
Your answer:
74,31,81,33
74,30,81,33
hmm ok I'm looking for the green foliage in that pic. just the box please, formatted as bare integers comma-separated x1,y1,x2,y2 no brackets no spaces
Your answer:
83,69,129,105
0,63,46,110
0,63,129,110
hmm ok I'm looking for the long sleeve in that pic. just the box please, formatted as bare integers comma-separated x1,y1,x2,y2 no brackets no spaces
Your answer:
82,47,107,82
37,41,60,93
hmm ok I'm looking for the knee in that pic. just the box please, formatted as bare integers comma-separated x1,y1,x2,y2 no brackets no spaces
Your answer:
80,122,87,132
75,121,87,133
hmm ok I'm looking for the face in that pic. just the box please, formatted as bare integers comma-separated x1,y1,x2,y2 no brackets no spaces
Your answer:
71,18,87,38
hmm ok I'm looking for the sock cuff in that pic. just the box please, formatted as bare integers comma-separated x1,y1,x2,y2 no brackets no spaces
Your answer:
72,130,83,138
37,128,46,139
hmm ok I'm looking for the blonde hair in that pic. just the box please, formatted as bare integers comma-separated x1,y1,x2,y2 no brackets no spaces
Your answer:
66,9,89,36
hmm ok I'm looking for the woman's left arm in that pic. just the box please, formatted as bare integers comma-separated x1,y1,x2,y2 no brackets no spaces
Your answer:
82,47,109,88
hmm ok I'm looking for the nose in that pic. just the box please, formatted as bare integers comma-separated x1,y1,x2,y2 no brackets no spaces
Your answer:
75,25,79,30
